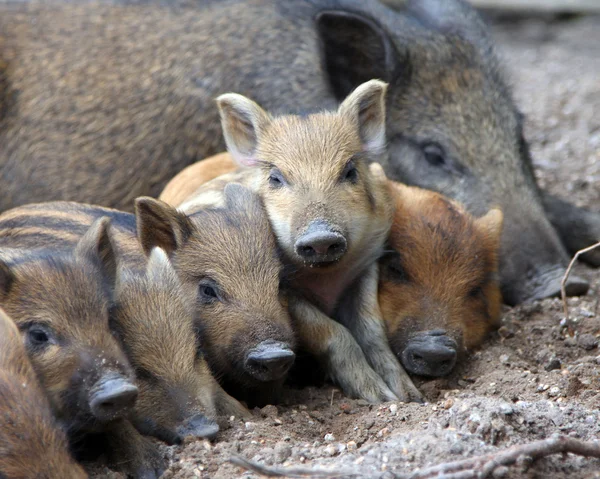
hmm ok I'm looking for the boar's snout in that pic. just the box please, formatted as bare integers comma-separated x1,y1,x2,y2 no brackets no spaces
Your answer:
89,375,138,422
176,414,220,441
245,340,296,382
294,221,347,266
401,330,457,378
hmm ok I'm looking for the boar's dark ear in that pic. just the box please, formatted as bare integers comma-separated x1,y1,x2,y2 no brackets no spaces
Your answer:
223,183,262,214
0,259,14,298
216,93,271,167
75,216,119,289
316,10,399,101
135,197,193,257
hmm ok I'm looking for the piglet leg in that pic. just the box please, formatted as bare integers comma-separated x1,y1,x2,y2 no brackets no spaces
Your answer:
289,295,397,403
338,264,423,403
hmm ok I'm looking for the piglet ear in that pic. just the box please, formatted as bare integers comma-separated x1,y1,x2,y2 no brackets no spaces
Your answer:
145,247,179,285
0,259,14,298
477,208,504,249
75,216,119,290
216,93,271,167
338,79,388,155
135,197,194,257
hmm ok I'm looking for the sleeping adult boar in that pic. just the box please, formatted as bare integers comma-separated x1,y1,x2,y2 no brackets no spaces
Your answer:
0,0,597,304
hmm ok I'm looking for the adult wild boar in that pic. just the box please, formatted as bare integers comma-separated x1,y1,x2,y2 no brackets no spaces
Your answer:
0,0,597,304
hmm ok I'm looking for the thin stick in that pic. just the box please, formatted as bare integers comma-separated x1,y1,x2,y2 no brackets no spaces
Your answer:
560,241,600,329
407,435,600,479
228,454,354,478
330,389,336,408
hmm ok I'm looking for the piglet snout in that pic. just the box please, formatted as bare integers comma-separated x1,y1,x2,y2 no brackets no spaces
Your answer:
89,375,138,422
245,340,295,382
401,330,457,377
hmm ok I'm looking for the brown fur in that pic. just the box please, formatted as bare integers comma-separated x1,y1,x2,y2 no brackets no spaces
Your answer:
160,81,422,403
0,194,294,407
0,217,163,478
138,187,297,404
0,0,596,304
0,308,87,479
379,184,503,362
115,247,249,434
164,157,503,374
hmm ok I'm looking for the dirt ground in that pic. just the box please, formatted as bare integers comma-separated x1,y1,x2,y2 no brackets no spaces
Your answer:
91,12,600,479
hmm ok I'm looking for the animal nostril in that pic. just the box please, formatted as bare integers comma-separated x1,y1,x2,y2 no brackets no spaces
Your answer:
90,378,138,422
245,342,296,382
299,245,315,256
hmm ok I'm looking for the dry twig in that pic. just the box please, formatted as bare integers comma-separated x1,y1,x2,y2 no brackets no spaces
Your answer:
230,435,600,479
228,454,354,478
560,241,600,331
405,435,600,479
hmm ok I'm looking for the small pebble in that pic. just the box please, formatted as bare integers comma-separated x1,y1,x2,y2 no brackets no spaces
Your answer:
324,433,335,442
545,357,562,371
577,333,598,350
324,445,337,457
493,466,510,478
443,398,454,409
244,422,256,431
548,386,561,397
347,441,357,451
389,404,398,415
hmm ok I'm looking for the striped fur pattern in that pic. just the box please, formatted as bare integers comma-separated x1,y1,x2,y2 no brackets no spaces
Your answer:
0,308,87,479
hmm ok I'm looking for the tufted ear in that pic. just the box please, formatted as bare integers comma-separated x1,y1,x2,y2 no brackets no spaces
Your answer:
316,10,400,101
75,217,118,290
338,80,388,155
476,208,504,251
146,247,180,285
135,197,194,257
0,258,14,298
216,93,271,167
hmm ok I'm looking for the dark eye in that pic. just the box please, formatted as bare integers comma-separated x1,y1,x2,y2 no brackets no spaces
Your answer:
340,160,358,183
387,262,409,283
469,286,483,299
422,143,447,168
268,168,286,188
25,325,54,350
198,281,220,304
469,286,484,299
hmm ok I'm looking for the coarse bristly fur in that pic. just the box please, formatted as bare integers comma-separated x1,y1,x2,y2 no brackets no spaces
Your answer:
160,80,422,404
0,308,88,479
0,216,164,477
114,246,249,435
379,183,503,374
0,191,294,409
138,185,297,406
0,0,597,304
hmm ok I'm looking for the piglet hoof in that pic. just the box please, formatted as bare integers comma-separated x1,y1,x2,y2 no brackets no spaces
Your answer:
127,439,167,479
393,379,424,404
338,367,399,404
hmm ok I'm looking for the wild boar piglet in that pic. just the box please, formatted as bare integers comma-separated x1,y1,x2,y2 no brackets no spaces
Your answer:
379,183,503,377
0,308,88,479
161,80,422,403
0,216,163,478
